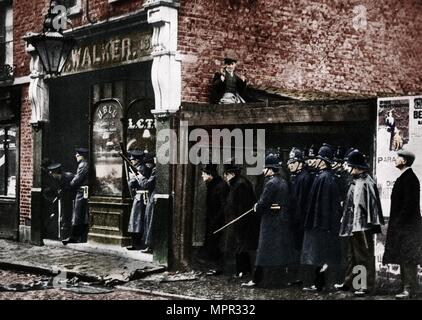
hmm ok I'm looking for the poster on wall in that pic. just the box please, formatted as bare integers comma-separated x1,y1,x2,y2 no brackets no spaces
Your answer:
376,96,422,217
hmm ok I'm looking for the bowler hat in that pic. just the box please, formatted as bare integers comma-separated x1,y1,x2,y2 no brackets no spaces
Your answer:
223,158,242,174
397,149,416,166
264,153,281,169
201,164,218,176
287,147,304,164
224,57,237,65
128,150,144,161
316,143,334,164
347,150,369,170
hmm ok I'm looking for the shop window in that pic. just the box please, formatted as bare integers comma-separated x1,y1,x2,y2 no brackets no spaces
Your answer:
0,126,17,198
56,0,82,16
0,1,13,81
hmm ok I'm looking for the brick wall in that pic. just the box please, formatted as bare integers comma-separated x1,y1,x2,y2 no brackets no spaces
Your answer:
13,0,145,78
13,0,145,224
178,0,422,103
19,85,32,224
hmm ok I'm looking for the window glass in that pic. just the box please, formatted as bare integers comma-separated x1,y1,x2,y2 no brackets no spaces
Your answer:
6,127,16,197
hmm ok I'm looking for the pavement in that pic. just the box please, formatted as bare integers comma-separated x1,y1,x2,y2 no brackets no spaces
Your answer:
1,239,421,300
0,239,165,284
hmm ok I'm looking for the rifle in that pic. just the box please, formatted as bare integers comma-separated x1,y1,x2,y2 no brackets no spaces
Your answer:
118,142,136,199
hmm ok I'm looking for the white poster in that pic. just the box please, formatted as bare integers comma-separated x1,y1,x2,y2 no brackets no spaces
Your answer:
376,96,422,216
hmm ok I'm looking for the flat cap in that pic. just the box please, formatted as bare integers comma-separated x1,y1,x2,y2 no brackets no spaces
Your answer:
397,149,415,161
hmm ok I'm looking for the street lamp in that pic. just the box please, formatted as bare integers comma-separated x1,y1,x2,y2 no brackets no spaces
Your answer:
24,0,75,76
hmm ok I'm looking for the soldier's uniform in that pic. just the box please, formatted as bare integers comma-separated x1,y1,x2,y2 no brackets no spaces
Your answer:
62,147,89,245
127,150,151,250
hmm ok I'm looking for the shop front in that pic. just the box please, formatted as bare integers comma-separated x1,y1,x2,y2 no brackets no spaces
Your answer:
35,13,156,247
169,98,377,268
0,87,20,240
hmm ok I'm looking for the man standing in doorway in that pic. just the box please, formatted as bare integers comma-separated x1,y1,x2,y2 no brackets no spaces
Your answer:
62,147,89,245
199,164,229,275
383,150,422,299
126,150,149,250
221,158,259,278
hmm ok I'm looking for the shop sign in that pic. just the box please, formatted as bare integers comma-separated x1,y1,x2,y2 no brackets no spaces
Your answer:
62,31,152,75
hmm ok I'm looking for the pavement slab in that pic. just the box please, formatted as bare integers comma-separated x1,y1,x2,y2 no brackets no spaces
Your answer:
0,239,165,283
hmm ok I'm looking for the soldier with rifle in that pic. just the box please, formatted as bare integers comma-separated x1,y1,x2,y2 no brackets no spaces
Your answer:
62,147,90,245
125,150,152,250
43,162,75,239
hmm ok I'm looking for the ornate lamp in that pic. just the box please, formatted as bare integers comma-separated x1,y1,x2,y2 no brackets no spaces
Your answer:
24,0,75,76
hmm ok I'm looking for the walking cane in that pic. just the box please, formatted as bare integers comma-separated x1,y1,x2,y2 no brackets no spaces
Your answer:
213,208,254,235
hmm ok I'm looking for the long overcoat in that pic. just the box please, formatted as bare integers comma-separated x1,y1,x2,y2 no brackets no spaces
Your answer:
221,174,259,254
301,168,342,266
70,160,89,226
255,174,295,266
383,168,422,265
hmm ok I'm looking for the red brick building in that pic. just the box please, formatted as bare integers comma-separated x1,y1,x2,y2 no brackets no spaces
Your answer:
0,0,421,269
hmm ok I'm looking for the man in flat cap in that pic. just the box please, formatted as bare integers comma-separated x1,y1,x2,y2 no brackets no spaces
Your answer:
383,149,422,299
210,57,248,104
62,147,90,245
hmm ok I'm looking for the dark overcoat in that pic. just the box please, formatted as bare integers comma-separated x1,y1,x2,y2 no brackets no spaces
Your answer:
210,71,247,104
383,168,422,265
221,174,259,254
202,175,229,260
301,169,342,266
255,174,295,266
128,164,150,234
140,167,156,248
69,160,89,226
288,168,313,251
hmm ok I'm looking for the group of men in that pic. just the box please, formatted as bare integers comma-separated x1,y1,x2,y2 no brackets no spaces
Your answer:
44,147,90,245
200,144,422,299
125,150,156,253
43,147,157,254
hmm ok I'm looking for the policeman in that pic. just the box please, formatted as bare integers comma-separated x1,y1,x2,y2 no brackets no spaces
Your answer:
62,147,90,245
126,150,149,250
301,143,342,292
242,154,294,287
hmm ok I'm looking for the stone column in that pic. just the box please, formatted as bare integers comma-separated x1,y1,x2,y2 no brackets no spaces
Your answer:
26,43,49,245
144,0,181,267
